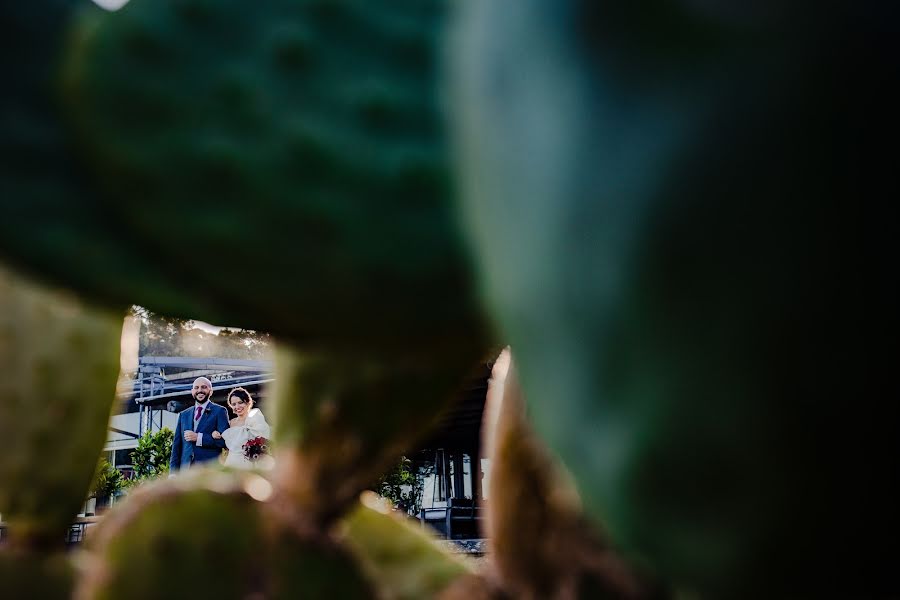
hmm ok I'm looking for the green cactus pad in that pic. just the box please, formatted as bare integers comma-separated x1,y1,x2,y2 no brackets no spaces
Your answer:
339,492,474,600
0,265,123,545
79,474,267,600
0,550,72,600
267,517,374,599
483,354,660,600
79,471,374,599
452,2,896,596
270,344,483,524
53,0,483,354
0,2,209,318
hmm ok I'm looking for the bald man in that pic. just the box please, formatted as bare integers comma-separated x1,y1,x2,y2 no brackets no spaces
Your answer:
169,377,230,471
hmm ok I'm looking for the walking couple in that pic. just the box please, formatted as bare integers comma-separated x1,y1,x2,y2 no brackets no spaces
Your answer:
169,377,271,471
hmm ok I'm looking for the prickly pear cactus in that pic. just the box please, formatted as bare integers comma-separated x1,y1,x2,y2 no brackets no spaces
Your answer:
76,473,268,600
452,0,897,597
479,351,661,600
63,0,479,353
340,492,473,600
2,0,487,572
4,0,483,358
269,346,483,525
0,265,123,542
0,550,73,600
0,265,123,595
6,0,891,598
75,472,481,600
2,1,492,599
75,470,377,600
0,1,199,315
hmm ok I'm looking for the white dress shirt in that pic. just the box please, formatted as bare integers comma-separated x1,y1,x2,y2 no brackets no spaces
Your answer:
193,399,210,446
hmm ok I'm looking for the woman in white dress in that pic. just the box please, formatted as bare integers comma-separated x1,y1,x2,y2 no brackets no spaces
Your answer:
211,387,271,469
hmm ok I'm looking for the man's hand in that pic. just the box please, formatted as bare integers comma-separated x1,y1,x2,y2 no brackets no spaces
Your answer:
184,431,198,442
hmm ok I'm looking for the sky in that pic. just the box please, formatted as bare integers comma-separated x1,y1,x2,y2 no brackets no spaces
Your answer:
91,0,130,10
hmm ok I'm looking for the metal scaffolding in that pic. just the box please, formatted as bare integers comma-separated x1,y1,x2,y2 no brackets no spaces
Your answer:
120,356,276,436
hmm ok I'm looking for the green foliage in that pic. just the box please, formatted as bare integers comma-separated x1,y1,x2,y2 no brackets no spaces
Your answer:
130,306,272,360
373,456,424,516
90,459,123,500
214,327,274,361
125,428,174,487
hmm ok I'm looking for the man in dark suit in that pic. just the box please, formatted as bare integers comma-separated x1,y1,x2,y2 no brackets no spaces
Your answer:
169,376,229,471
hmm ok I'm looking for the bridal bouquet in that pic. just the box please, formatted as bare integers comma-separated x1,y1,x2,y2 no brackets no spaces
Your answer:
242,436,269,462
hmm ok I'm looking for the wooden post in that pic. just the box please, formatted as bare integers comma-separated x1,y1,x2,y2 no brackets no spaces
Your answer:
472,443,482,502
442,449,452,502
453,451,465,499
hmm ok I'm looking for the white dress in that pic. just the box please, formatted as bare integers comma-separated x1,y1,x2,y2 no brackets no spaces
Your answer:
222,408,271,469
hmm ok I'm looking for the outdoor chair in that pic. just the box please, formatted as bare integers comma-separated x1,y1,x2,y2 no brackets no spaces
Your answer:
445,497,483,539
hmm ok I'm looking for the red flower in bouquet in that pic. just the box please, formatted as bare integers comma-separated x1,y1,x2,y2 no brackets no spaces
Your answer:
242,436,269,462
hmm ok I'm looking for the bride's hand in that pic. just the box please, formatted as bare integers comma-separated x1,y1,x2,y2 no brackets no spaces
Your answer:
211,430,222,439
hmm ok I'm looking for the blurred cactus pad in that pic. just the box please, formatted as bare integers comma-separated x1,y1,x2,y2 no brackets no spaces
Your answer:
452,0,896,597
0,265,123,596
1,0,897,599
2,0,483,354
2,0,491,598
